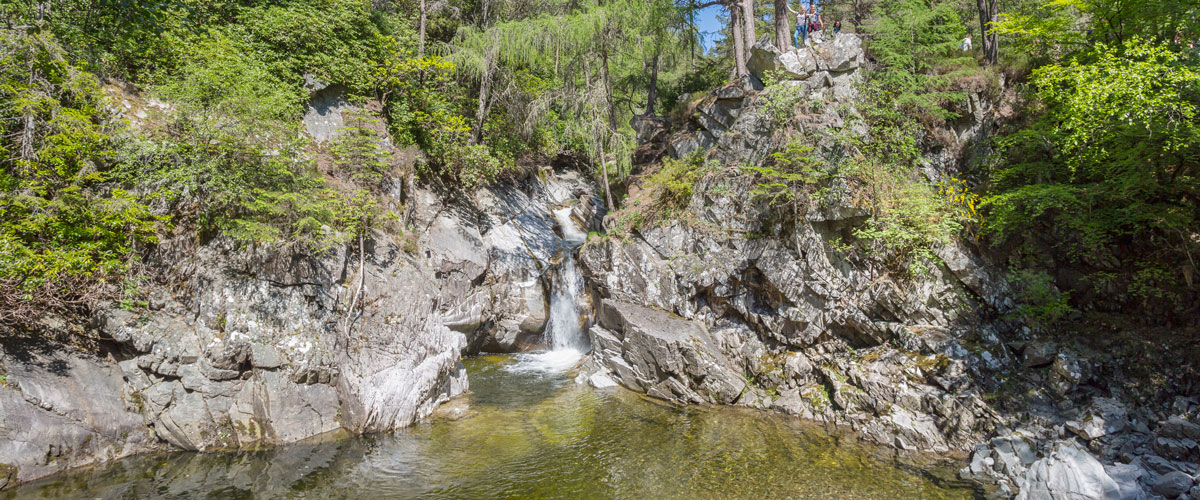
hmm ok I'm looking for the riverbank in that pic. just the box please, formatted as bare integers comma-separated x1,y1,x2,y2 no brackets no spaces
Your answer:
2,354,980,499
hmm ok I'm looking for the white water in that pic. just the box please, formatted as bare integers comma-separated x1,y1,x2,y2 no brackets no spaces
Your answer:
554,207,588,245
506,209,590,374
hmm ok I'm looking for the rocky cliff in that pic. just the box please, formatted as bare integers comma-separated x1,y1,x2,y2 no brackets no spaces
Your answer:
576,34,1199,499
0,150,602,487
2,32,1197,500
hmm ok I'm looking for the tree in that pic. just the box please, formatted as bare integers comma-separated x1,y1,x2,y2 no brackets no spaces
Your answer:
774,0,793,50
419,0,427,54
730,1,747,76
740,0,756,57
976,0,998,64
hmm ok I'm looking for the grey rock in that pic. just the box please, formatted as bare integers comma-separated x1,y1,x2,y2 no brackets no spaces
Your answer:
1069,400,1127,441
588,371,618,389
0,348,155,483
590,300,746,405
302,83,352,142
1151,471,1195,498
250,344,285,369
747,38,825,81
1016,441,1123,500
1162,417,1200,441
815,33,864,72
1023,342,1058,368
1,166,602,486
631,113,666,144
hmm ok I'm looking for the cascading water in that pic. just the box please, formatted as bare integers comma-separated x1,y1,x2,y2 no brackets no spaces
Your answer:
505,207,590,373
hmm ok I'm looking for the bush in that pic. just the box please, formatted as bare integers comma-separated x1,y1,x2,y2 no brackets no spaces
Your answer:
981,39,1199,312
744,140,827,213
0,31,161,326
611,151,712,233
1007,269,1075,328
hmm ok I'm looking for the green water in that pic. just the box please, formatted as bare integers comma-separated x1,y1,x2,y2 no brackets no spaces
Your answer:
5,355,981,499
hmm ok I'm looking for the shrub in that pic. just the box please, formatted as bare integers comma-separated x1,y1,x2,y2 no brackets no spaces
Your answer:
1007,269,1075,328
743,140,827,213
0,31,161,326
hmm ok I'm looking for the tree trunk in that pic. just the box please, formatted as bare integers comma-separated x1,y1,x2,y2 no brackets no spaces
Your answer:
645,32,663,115
689,1,697,70
741,0,756,56
774,0,792,50
731,3,746,78
472,50,493,144
599,141,615,213
976,0,999,65
418,0,427,55
601,43,617,132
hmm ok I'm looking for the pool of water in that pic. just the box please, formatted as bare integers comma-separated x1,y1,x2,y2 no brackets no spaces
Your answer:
5,355,981,499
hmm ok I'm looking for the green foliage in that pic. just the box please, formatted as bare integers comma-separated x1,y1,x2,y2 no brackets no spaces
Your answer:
155,33,302,121
612,151,712,233
330,111,396,184
1007,269,1075,328
113,106,363,250
864,0,974,123
759,71,806,127
371,35,511,189
846,159,967,276
0,31,162,323
997,0,1200,56
646,152,706,209
982,39,1199,263
744,140,827,211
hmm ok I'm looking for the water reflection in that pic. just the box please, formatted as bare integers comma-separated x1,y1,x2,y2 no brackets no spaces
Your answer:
5,355,980,499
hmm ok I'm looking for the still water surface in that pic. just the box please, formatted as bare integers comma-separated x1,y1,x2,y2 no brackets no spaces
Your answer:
5,355,980,499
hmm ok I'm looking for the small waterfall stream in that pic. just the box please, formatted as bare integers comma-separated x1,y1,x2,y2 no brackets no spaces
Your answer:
505,207,590,373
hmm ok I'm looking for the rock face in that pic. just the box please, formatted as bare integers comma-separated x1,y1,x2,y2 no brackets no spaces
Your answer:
0,166,601,487
590,299,746,404
583,33,1012,456
584,29,1194,500
1015,441,1124,500
0,346,155,486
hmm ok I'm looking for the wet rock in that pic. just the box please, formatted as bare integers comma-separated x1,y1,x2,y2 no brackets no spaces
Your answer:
588,371,618,389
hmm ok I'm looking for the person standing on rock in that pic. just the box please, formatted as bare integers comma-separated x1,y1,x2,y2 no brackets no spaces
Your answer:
786,2,820,47
785,2,807,47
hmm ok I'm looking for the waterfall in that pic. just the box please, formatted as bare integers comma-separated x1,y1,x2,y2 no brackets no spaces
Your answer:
545,255,587,352
554,207,587,246
506,207,590,373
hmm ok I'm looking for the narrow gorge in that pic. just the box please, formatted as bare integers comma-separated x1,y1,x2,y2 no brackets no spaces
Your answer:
2,2,1198,499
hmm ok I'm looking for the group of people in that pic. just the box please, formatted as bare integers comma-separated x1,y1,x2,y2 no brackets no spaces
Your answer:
787,1,840,47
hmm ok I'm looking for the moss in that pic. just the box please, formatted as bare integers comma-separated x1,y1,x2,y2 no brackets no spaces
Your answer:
801,384,832,412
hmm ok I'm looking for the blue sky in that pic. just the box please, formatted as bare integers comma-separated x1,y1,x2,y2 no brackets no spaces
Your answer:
694,2,824,52
694,5,726,53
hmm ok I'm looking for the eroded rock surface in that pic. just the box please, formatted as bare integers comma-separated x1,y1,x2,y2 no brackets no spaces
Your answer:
0,166,601,486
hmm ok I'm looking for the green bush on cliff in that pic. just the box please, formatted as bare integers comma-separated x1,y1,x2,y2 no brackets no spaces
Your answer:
981,38,1199,310
0,31,161,325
